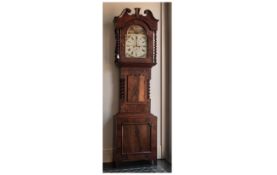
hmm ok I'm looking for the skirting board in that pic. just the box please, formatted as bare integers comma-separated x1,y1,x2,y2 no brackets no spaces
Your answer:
103,145,162,163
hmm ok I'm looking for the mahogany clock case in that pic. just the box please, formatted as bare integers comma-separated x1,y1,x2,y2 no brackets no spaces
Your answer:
112,8,159,165
103,3,172,167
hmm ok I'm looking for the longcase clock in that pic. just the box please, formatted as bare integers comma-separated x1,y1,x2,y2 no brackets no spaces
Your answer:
113,8,159,165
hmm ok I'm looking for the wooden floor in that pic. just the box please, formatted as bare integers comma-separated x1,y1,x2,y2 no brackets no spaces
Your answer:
103,159,171,173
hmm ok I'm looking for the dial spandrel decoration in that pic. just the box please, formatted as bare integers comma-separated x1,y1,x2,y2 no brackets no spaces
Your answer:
125,25,147,58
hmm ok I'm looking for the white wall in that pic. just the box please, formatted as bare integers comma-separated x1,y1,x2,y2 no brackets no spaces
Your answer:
103,2,162,163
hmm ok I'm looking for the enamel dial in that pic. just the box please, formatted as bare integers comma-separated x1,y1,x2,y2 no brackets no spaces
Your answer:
125,25,147,58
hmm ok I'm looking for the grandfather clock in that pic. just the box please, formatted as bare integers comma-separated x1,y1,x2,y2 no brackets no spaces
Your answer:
113,8,159,165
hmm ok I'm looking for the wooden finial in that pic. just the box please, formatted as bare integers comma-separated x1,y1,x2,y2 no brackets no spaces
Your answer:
135,8,140,16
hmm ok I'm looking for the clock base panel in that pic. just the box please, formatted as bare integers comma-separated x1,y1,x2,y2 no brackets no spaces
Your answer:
113,113,157,165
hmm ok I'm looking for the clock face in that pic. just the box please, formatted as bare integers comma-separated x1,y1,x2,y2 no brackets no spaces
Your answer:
125,25,147,58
